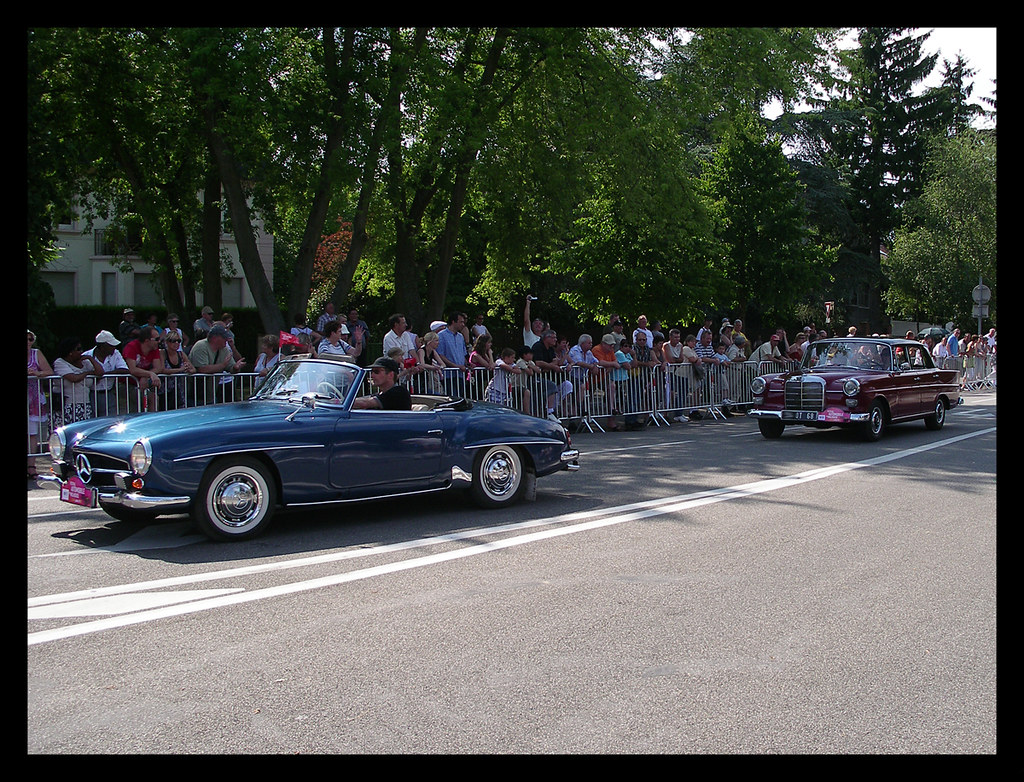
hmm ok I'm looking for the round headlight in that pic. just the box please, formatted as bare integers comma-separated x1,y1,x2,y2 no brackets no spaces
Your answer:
129,438,153,475
751,377,767,395
49,429,66,461
843,378,861,397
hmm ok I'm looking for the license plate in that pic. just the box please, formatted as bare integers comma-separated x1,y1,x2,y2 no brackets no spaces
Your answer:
782,410,820,422
60,474,98,508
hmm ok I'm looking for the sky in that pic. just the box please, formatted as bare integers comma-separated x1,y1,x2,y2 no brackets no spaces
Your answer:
860,27,997,125
916,27,996,90
763,28,997,127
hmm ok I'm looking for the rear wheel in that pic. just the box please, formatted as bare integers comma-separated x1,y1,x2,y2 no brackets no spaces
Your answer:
469,445,524,507
924,397,946,430
192,457,277,540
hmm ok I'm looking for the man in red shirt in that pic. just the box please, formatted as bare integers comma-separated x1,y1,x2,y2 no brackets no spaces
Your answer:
591,333,624,429
123,326,164,411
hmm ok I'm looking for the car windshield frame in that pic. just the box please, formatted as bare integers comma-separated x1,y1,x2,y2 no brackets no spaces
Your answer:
802,340,896,372
250,357,363,405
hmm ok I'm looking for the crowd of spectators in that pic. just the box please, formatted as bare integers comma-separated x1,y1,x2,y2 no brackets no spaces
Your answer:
29,298,997,443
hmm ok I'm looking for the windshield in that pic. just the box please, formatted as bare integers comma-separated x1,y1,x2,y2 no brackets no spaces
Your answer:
803,341,893,371
250,358,362,403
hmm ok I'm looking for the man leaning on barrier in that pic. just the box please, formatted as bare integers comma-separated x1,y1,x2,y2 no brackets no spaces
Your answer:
83,330,130,417
532,330,567,423
190,325,247,404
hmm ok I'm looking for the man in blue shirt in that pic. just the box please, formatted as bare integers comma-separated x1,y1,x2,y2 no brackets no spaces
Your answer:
436,312,468,398
946,328,960,357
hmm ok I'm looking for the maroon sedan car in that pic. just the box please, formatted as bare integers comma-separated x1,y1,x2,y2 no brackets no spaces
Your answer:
748,337,962,440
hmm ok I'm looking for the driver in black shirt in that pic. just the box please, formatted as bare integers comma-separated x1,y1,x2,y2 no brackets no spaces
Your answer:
352,357,412,410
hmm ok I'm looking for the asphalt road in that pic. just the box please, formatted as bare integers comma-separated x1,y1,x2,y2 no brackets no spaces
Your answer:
27,394,997,754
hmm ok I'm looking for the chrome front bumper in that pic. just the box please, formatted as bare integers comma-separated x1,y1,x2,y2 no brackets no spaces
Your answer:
37,469,191,513
746,409,870,423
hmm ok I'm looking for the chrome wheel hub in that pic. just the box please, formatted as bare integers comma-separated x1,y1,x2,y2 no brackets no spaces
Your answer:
213,476,261,526
483,452,517,496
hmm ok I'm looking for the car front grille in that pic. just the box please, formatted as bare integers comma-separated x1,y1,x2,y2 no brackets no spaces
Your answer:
784,376,826,411
68,449,129,488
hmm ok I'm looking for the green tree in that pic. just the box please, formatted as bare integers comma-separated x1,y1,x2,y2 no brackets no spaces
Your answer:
774,28,988,331
884,130,996,327
832,28,942,328
476,28,719,326
700,118,831,328
27,28,78,345
467,28,839,328
28,28,235,320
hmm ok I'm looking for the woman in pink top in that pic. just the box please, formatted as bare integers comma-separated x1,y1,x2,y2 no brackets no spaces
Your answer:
27,330,53,478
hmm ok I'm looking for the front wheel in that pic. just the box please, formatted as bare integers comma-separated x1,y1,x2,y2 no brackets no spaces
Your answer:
861,401,887,441
469,445,524,508
757,419,785,439
192,457,277,540
924,397,946,430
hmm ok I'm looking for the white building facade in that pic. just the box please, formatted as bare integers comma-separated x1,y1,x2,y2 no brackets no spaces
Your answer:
42,213,273,310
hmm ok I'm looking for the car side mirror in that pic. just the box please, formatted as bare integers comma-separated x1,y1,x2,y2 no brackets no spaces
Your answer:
286,392,319,421
900,362,911,371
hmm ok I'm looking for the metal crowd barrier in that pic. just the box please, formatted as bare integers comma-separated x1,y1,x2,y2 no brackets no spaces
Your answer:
32,350,995,458
957,353,996,390
26,372,261,458
391,361,763,432
29,360,770,457
934,353,998,390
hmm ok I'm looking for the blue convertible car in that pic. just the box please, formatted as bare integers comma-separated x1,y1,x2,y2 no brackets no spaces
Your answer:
42,356,580,540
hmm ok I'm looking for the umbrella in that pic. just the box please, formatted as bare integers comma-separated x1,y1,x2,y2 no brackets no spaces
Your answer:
917,327,948,340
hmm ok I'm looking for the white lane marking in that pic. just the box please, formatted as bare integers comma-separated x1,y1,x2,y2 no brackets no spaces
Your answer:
28,426,996,646
586,439,694,453
29,590,244,619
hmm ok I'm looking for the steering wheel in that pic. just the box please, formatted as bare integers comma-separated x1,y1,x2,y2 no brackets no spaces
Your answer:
316,381,343,399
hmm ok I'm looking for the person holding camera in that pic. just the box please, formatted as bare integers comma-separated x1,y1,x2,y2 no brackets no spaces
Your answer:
522,295,545,349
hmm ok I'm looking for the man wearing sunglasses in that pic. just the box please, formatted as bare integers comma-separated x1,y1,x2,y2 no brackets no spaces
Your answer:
352,357,412,410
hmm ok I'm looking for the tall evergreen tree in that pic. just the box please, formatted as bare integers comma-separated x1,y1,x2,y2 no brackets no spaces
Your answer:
776,28,983,331
835,29,940,328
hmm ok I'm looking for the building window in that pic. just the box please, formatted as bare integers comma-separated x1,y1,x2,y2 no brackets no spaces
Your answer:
101,272,117,306
94,227,143,257
41,272,76,306
849,282,871,309
132,272,163,308
223,277,244,308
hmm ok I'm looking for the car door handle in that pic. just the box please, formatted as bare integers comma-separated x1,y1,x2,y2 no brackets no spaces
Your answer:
428,429,443,435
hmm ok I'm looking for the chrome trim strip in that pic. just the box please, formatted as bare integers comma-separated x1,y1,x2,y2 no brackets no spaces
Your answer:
173,443,325,462
287,484,452,507
462,438,566,450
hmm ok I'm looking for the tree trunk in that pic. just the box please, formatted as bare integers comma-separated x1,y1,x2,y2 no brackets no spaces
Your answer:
200,160,223,316
208,129,285,335
287,27,355,323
